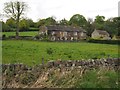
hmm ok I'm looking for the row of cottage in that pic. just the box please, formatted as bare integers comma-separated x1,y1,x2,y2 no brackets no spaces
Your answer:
38,25,111,41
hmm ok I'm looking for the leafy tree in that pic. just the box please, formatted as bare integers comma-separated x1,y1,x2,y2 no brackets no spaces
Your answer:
104,18,115,37
95,15,105,23
19,19,29,31
4,1,28,38
45,17,56,25
113,17,120,36
59,18,69,25
26,19,35,27
69,14,87,28
36,17,57,27
85,18,95,36
104,17,120,37
1,21,11,32
94,15,105,30
6,18,16,29
36,19,46,28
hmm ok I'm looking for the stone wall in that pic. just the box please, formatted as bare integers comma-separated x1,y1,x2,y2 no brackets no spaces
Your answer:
2,58,120,73
46,58,120,71
1,58,120,88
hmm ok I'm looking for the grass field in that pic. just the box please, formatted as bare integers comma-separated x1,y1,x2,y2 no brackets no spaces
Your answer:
2,40,118,66
2,31,38,37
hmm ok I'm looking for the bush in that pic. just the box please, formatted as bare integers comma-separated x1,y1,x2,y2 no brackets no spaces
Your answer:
88,39,120,45
74,69,119,88
46,48,54,55
2,34,6,40
29,28,39,31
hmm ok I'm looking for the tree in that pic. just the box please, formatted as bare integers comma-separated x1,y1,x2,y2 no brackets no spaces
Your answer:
94,15,105,30
69,14,87,28
4,1,28,38
85,18,95,36
114,17,120,36
6,18,16,29
104,17,120,37
1,21,11,32
36,19,46,28
45,17,56,25
26,19,35,27
19,19,29,31
36,17,57,27
59,18,69,25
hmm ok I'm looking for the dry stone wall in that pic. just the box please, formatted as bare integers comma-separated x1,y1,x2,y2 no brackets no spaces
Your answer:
1,58,120,88
2,58,120,73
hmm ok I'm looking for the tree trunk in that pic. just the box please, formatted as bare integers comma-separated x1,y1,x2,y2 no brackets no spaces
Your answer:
16,28,19,39
16,16,19,39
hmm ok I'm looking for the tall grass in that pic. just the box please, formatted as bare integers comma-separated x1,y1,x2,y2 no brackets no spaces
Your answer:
74,68,119,88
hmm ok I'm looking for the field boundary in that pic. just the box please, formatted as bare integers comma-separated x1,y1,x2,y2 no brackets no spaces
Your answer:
2,58,119,71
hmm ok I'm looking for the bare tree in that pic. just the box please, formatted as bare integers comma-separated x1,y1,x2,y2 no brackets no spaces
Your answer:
4,1,28,38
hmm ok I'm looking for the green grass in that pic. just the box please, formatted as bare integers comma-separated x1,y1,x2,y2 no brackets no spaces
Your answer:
74,69,119,88
2,31,38,37
2,40,118,66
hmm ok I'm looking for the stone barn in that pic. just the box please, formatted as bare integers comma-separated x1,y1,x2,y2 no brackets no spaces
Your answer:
38,25,87,41
91,30,111,40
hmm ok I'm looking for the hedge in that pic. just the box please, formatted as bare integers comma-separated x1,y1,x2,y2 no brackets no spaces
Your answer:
88,39,120,45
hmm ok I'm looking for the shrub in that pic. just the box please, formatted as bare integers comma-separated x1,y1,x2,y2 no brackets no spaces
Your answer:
2,34,6,40
88,39,120,45
74,68,119,88
29,28,39,31
46,48,54,55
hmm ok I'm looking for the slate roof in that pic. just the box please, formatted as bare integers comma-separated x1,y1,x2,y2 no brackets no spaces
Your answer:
45,25,86,32
95,30,109,35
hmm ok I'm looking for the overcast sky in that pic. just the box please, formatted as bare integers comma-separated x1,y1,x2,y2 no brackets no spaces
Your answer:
0,0,119,22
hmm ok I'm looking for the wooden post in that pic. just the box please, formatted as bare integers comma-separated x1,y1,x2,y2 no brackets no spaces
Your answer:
42,57,44,66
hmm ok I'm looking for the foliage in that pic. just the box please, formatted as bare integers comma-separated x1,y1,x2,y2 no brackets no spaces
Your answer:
2,31,38,37
85,18,95,36
3,64,119,88
59,18,69,25
88,39,120,45
19,19,29,31
74,69,119,88
26,19,35,27
104,17,119,37
6,18,16,29
36,17,57,27
45,17,56,25
46,48,54,55
2,13,120,37
4,1,28,37
69,14,87,28
114,17,120,36
94,15,105,30
2,21,11,32
29,27,39,31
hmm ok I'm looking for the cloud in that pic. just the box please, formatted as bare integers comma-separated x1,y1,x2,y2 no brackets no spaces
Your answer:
0,0,119,22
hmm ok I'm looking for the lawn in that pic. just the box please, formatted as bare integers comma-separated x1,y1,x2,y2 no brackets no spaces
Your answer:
2,31,38,37
2,40,118,66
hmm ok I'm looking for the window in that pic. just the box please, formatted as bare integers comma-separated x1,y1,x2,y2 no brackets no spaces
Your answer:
74,32,77,36
63,32,67,36
81,32,84,36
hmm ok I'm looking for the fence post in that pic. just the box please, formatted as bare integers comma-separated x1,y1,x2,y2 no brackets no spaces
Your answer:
42,57,44,66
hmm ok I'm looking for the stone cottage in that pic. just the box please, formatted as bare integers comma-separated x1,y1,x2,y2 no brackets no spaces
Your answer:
91,30,111,40
38,25,87,41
